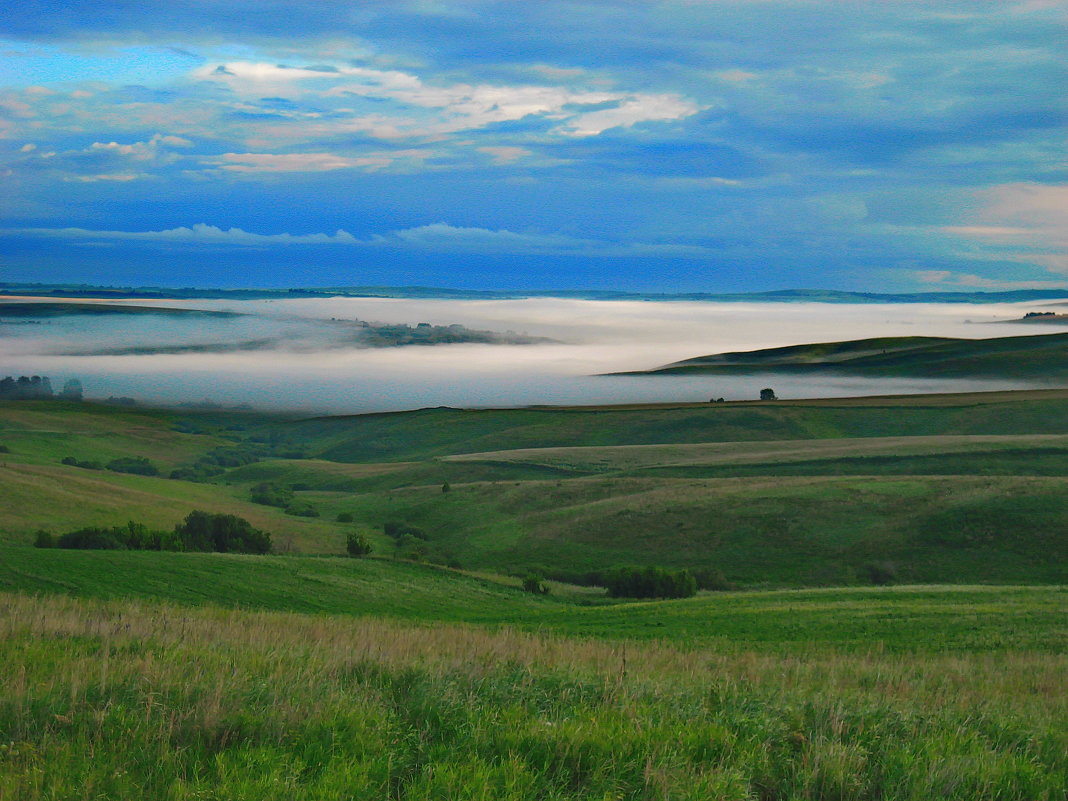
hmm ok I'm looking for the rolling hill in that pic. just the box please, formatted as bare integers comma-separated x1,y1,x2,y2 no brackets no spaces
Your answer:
4,390,1068,587
621,331,1068,380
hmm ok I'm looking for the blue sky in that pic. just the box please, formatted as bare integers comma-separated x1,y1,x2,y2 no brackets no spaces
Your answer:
1,0,1065,292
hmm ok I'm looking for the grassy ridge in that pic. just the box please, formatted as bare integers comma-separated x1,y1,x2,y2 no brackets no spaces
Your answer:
278,390,1068,462
634,331,1068,379
2,592,1067,799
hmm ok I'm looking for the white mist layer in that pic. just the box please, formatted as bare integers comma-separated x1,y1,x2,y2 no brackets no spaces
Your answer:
1,297,1065,412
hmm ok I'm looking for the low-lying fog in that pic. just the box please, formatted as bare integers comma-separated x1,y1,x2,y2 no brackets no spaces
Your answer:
2,296,1066,413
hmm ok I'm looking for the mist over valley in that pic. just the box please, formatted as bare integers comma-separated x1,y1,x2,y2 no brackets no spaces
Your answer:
3,295,1064,412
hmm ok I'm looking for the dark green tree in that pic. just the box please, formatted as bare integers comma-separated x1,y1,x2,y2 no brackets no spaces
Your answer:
346,532,373,557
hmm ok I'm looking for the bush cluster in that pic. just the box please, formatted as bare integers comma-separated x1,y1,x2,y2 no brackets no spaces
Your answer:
384,521,428,540
170,445,264,481
35,511,271,554
105,456,160,476
61,456,103,470
346,532,373,557
603,566,697,599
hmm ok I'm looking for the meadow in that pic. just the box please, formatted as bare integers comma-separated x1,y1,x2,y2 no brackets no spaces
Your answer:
1,589,1066,800
2,391,1068,798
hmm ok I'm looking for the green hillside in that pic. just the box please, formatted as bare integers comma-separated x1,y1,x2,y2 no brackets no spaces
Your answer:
1,548,1064,652
4,392,1068,587
627,331,1068,379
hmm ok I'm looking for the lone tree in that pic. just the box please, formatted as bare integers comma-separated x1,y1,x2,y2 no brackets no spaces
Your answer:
759,388,777,401
346,532,373,557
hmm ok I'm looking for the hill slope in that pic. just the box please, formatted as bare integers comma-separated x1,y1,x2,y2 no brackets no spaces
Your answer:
5,393,1068,587
625,332,1068,380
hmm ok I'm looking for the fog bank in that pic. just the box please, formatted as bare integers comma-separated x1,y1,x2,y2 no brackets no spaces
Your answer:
2,297,1064,412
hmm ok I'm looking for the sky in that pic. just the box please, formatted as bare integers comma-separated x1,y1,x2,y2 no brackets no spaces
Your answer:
1,1,1066,292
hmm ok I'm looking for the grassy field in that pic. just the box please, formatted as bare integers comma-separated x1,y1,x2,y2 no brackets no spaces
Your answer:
1,589,1066,799
3,389,1068,798
5,394,1068,585
1,546,1066,652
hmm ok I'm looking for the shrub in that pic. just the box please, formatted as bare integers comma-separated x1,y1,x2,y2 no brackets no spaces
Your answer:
285,502,319,518
61,456,103,470
33,529,54,548
346,532,372,557
0,444,9,453
603,566,697,599
106,456,159,476
250,482,293,508
384,521,428,540
522,573,550,595
174,510,272,554
53,521,179,551
57,527,127,550
693,567,734,592
865,561,899,586
336,512,354,523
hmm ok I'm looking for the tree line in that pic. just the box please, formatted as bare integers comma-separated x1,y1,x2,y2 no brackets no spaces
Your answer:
0,375,82,401
34,511,272,554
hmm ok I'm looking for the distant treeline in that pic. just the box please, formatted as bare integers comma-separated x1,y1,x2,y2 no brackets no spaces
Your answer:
35,511,271,554
525,564,731,593
0,375,82,401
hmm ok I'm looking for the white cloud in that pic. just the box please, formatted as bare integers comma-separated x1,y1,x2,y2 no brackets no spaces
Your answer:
376,223,717,258
194,60,702,140
561,94,701,137
89,133,194,161
65,173,144,183
208,152,392,172
5,223,358,245
3,221,716,258
477,146,531,164
914,269,1068,290
941,183,1068,274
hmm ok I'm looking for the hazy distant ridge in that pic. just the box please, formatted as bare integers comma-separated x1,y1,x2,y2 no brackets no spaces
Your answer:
4,283,1068,304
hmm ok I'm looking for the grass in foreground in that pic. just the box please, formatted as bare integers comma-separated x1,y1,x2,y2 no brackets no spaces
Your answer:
1,592,1066,800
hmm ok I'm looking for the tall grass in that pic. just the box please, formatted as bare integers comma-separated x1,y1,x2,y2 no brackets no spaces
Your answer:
2,593,1065,800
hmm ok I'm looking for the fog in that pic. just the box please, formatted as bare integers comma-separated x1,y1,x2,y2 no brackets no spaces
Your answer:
2,296,1065,413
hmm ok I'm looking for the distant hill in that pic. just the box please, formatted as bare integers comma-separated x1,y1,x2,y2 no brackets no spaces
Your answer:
0,301,238,318
622,332,1068,380
4,281,1068,304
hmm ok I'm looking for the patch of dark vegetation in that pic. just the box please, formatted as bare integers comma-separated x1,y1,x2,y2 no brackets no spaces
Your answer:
604,566,697,599
345,532,372,557
250,482,293,508
384,521,429,541
61,456,103,470
105,456,160,476
284,501,319,518
522,573,550,594
35,511,271,554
